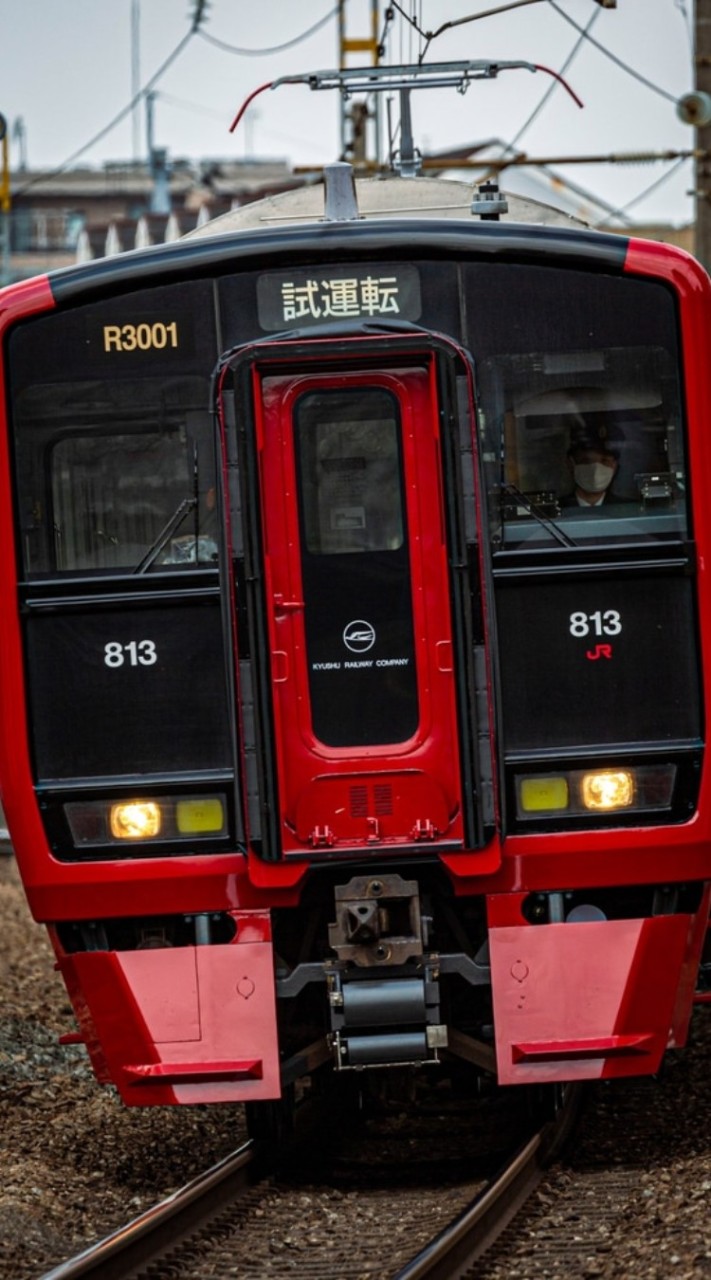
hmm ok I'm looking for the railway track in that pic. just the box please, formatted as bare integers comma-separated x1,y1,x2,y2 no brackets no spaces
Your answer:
393,1098,581,1280
38,1141,257,1280
37,1085,583,1280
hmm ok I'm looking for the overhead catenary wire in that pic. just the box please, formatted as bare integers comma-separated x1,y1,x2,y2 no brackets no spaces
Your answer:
390,0,548,63
197,5,338,56
14,27,195,195
14,6,341,195
593,154,690,227
481,5,602,223
8,0,693,231
416,0,690,228
542,0,690,222
392,0,681,106
673,0,693,56
547,0,679,104
506,5,600,150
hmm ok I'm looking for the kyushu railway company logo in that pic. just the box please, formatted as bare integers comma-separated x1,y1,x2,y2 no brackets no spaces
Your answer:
310,620,411,671
343,619,376,654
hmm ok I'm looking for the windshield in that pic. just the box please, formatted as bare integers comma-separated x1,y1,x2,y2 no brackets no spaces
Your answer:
13,377,218,577
477,346,687,551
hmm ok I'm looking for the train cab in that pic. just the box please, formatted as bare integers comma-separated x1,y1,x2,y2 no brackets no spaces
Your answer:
0,158,710,1107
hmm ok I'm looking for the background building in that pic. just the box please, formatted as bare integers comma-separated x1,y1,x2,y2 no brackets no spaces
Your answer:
3,157,302,282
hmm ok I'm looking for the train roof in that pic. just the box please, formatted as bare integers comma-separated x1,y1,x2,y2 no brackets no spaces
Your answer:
16,163,652,309
186,172,586,238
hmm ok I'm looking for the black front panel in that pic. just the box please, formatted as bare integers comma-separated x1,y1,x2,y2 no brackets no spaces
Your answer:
496,574,700,753
9,279,217,389
464,262,673,359
24,601,231,779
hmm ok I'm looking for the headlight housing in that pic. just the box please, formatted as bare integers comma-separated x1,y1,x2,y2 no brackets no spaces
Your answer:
65,794,227,848
515,764,676,821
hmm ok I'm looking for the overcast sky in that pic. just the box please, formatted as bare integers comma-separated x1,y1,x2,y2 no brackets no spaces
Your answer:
0,1,697,226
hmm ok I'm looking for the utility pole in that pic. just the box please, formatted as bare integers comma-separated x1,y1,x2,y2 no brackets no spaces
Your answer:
131,0,141,163
0,112,10,287
696,0,711,270
338,0,381,166
145,92,171,214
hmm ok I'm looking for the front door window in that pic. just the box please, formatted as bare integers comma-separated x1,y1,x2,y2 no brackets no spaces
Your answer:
294,388,418,747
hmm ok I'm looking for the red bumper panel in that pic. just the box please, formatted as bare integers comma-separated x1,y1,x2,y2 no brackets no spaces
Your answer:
59,934,280,1105
489,915,691,1084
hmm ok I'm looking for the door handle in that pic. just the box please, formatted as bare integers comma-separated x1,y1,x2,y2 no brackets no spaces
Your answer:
273,594,305,617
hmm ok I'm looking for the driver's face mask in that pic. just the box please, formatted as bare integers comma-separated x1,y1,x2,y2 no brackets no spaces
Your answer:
573,461,615,494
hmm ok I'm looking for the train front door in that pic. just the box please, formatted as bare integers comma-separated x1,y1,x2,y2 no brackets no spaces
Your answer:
223,348,468,857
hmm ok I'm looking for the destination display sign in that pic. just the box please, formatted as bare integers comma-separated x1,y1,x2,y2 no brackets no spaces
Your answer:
256,264,422,331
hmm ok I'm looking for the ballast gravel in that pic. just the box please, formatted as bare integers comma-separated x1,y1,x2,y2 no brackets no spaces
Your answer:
1,854,710,1280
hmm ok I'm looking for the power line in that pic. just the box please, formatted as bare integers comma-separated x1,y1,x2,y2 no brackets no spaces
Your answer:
15,28,195,195
507,5,600,150
593,154,690,226
388,0,680,228
674,0,693,54
197,5,338,57
547,0,679,104
10,0,690,233
538,2,691,228
390,0,547,64
12,6,339,194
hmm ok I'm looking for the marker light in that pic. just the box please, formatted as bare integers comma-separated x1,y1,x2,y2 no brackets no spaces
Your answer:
176,797,225,834
580,770,635,811
519,776,569,813
110,801,162,840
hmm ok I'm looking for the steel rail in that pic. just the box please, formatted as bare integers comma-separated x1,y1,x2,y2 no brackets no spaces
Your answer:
39,1085,583,1280
394,1084,584,1280
38,1140,255,1280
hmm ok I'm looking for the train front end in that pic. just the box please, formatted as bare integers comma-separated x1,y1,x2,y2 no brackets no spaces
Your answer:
1,175,710,1107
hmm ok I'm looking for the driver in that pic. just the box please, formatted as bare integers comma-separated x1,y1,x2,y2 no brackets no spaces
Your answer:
562,424,623,508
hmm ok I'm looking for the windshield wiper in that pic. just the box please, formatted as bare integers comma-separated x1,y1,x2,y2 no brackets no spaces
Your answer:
133,497,198,575
501,485,577,549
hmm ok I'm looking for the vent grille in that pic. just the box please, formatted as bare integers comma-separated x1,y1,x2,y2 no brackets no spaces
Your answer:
349,784,393,817
349,786,368,817
374,785,393,816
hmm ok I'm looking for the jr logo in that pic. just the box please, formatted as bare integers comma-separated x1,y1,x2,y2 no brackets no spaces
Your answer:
586,644,613,661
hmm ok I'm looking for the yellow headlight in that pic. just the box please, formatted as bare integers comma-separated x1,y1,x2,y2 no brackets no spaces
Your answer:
580,770,635,811
519,776,569,812
110,801,162,840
